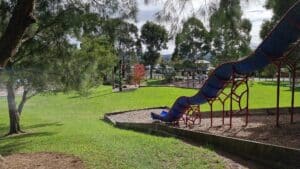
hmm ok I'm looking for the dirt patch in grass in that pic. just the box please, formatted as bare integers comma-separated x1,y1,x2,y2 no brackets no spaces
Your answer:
0,152,84,169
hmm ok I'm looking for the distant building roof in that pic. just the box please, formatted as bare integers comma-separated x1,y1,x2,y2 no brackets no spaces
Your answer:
195,60,210,64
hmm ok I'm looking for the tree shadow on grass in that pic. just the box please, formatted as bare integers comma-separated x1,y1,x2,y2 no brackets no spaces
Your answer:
0,131,57,156
0,122,63,135
68,95,82,99
257,81,300,92
69,91,114,99
0,141,28,156
0,124,10,136
0,131,56,140
87,92,114,99
68,88,115,99
257,81,290,86
24,122,63,130
116,88,137,93
88,88,140,99
147,79,167,86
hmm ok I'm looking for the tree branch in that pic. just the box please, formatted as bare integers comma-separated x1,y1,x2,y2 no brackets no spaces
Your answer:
0,0,36,67
18,89,28,115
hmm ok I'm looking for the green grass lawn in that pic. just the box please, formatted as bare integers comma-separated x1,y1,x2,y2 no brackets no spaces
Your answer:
0,82,299,169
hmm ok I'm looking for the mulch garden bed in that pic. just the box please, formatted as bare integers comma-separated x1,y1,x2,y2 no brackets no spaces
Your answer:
108,108,300,149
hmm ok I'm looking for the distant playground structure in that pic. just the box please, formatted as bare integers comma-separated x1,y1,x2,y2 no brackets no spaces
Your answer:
171,59,212,88
151,1,300,128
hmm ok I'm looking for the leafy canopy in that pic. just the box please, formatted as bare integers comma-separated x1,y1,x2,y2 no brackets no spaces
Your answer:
172,17,210,64
209,0,252,65
141,21,168,52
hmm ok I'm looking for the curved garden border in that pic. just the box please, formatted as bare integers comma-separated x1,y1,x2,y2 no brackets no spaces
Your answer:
104,107,300,169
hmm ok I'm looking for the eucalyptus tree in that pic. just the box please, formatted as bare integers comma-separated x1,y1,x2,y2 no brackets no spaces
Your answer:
104,19,141,73
172,17,210,69
141,21,168,79
0,0,135,134
102,19,141,90
0,0,137,67
4,35,116,134
209,0,252,65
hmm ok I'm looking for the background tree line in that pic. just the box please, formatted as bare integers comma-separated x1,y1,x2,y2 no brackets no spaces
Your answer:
0,0,298,134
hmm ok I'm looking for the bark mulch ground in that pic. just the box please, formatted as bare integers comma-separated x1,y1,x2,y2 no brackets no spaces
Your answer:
109,108,300,149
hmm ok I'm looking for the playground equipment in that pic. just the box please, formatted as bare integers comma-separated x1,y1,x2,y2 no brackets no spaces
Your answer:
151,1,300,127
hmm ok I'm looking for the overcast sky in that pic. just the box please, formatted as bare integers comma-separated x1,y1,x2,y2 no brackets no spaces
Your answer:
135,0,273,55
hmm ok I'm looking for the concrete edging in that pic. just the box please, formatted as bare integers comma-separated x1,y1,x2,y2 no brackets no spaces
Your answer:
104,107,300,169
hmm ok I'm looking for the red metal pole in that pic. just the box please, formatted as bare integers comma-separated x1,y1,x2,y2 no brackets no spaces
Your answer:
291,65,296,124
230,80,234,128
210,102,213,127
245,78,249,126
222,102,225,125
276,63,281,127
199,105,202,125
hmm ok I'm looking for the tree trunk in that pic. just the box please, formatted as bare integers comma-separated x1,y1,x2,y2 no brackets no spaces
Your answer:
0,0,36,67
18,90,28,115
6,81,22,134
150,65,153,79
119,61,123,92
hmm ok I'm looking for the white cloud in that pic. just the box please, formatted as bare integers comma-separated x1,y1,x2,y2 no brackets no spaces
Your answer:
241,0,273,49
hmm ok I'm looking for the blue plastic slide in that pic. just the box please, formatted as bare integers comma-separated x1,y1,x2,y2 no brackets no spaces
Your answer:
151,1,300,122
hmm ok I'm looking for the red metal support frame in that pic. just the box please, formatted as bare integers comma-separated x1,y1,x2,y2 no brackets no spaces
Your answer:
245,77,250,125
228,74,249,128
287,62,297,124
275,62,281,127
184,105,202,127
209,101,214,127
181,64,250,129
200,72,250,129
218,91,231,125
291,65,296,124
263,42,299,127
229,73,235,128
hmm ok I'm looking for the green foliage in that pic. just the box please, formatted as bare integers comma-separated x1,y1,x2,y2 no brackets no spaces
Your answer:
172,17,210,67
265,0,298,20
2,1,118,95
105,19,141,64
103,19,141,85
142,51,161,68
210,0,252,65
260,20,274,39
258,64,276,78
62,36,117,95
0,0,134,96
260,0,298,39
0,0,13,36
141,21,168,52
141,22,168,78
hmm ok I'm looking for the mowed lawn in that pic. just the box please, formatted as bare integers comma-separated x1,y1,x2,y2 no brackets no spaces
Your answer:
0,81,299,169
